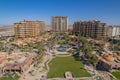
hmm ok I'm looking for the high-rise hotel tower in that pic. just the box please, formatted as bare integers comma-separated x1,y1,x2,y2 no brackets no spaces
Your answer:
52,16,68,32
14,20,46,38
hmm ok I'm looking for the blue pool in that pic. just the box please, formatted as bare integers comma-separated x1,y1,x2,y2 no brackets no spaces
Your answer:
57,45,69,52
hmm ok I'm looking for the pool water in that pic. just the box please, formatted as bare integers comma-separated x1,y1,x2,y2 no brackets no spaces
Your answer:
57,45,69,52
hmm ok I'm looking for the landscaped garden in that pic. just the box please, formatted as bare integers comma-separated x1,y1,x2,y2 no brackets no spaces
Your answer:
0,73,20,80
111,71,120,80
47,56,91,78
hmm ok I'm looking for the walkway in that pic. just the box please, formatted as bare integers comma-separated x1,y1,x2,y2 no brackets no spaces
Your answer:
19,46,53,80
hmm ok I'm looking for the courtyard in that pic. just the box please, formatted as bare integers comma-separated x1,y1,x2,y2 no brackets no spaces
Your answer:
47,56,91,78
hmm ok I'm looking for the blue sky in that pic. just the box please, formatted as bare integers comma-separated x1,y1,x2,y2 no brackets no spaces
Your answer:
0,0,120,25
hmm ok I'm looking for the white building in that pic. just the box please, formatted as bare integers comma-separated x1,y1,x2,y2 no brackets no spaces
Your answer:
108,26,120,38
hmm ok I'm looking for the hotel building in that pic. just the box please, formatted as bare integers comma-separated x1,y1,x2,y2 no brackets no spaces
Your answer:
14,20,46,38
73,20,106,39
107,26,120,38
52,16,68,32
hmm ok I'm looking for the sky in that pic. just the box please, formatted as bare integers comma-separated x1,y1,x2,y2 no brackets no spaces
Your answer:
0,0,120,25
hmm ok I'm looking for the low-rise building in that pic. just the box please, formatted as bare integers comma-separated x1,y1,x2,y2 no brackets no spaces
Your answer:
96,52,120,71
0,52,36,75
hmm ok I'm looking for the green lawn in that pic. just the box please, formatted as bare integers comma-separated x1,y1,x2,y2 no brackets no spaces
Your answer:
0,73,20,80
97,77,102,80
47,56,91,78
111,71,120,80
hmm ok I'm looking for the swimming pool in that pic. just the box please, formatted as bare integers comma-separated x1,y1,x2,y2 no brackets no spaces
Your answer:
57,45,69,52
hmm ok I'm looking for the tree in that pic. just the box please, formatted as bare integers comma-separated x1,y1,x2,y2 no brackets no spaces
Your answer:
34,42,46,66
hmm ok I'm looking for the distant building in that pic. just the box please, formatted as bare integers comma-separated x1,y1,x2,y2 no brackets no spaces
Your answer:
52,16,68,32
39,21,46,33
73,20,106,39
14,20,46,38
107,26,120,38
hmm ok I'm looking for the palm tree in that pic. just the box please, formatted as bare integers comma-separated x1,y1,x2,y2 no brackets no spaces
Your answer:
0,42,3,51
34,42,46,66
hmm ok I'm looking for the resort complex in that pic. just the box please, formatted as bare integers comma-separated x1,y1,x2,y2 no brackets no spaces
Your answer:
1,0,120,79
0,17,120,80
